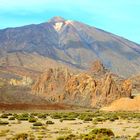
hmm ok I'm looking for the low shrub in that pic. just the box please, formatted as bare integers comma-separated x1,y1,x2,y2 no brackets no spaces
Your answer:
37,113,47,119
33,122,43,126
46,120,54,124
0,120,9,125
13,113,18,118
65,134,77,139
0,114,9,118
57,134,77,140
21,113,29,117
62,117,76,121
57,136,65,140
13,133,28,139
51,113,62,119
81,134,96,140
17,116,28,121
83,116,92,122
28,118,37,123
90,128,114,136
93,117,107,123
16,113,30,121
79,128,114,140
9,116,15,120
30,112,39,116
60,119,63,122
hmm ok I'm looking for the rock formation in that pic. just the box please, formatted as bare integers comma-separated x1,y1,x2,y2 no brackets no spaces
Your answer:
32,62,132,108
129,74,140,96
89,60,106,74
32,67,72,102
9,76,33,86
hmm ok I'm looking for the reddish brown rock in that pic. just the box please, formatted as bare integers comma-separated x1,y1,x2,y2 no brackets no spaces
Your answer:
91,74,121,107
32,67,71,102
121,79,132,97
90,60,105,73
32,66,132,108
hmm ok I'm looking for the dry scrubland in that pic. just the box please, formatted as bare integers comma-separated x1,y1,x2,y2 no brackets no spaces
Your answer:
0,111,139,140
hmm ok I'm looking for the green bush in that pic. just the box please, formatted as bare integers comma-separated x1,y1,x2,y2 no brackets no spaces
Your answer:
62,117,76,121
12,133,28,139
107,114,119,121
79,128,114,140
0,120,9,125
56,134,77,140
30,113,39,116
9,116,15,120
59,112,79,121
17,116,28,121
51,113,62,119
60,119,63,122
81,134,96,140
37,114,47,119
15,113,32,121
33,122,43,126
0,114,9,118
77,113,93,122
28,118,37,123
90,128,114,136
46,120,54,124
93,117,107,123
57,136,65,140
78,113,88,120
21,113,29,117
65,134,77,140
13,113,18,118
83,116,92,122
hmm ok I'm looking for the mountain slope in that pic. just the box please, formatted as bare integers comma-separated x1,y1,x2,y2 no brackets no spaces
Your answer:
0,16,140,77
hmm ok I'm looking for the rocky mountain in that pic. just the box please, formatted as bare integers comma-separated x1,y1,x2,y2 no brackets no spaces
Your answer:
32,62,132,108
0,16,140,77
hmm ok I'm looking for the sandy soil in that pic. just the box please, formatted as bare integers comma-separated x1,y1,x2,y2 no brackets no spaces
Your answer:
101,96,140,111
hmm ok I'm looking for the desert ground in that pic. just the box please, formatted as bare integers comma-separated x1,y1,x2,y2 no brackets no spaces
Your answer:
0,110,139,140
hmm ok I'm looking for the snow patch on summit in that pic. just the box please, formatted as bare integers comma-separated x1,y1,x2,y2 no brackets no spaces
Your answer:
53,20,73,32
53,22,63,31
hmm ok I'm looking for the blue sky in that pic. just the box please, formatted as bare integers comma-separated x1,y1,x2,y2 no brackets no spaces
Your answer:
0,0,140,43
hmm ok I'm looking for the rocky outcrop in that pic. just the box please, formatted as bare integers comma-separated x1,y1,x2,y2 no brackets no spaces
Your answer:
130,74,140,96
64,73,132,107
91,74,121,107
9,76,33,86
64,73,97,106
121,79,132,97
32,66,132,108
90,60,106,73
32,68,72,102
